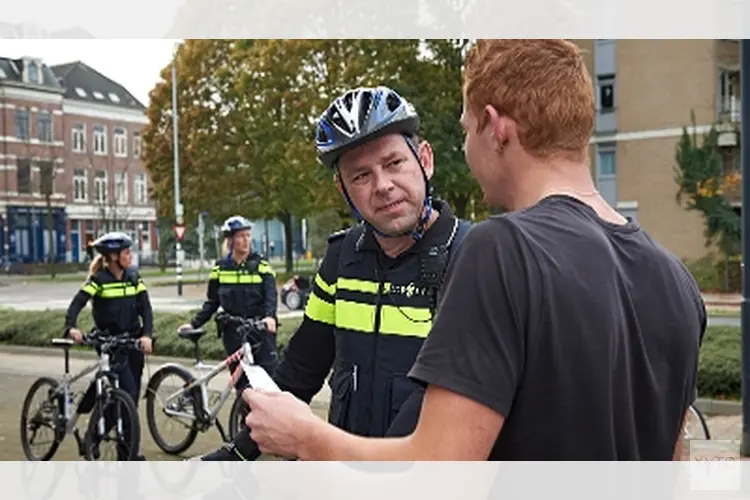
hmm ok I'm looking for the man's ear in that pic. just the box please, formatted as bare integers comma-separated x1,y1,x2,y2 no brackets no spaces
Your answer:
418,141,435,181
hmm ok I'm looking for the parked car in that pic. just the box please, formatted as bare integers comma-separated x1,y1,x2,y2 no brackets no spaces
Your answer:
280,275,311,311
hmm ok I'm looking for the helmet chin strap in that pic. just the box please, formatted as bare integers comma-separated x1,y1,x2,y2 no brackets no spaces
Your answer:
339,135,433,242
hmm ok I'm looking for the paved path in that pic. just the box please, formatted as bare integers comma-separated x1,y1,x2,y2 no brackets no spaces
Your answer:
0,280,303,318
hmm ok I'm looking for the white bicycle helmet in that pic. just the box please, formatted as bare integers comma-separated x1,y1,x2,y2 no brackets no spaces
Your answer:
221,215,253,237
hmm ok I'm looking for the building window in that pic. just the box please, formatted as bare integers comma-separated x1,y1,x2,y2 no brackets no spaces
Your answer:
27,62,39,84
598,75,615,113
73,169,88,202
598,150,616,176
94,170,107,203
133,132,142,158
37,110,52,142
16,159,31,194
93,125,107,155
14,108,29,140
115,171,128,204
72,124,85,152
113,127,127,157
134,172,148,204
719,68,741,122
38,161,54,195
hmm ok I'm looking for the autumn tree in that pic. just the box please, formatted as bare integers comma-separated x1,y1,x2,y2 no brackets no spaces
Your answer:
674,112,741,291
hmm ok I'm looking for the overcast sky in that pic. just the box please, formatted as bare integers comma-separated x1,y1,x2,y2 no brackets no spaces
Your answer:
1,39,180,106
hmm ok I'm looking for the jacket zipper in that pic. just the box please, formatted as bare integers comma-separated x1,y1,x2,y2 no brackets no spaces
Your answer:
362,271,385,433
352,364,358,392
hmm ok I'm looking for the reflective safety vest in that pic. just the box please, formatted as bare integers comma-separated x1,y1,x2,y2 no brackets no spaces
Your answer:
64,267,153,338
304,201,470,436
191,253,278,330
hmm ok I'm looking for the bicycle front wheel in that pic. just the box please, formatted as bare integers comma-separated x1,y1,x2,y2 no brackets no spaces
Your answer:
84,387,141,461
20,377,63,461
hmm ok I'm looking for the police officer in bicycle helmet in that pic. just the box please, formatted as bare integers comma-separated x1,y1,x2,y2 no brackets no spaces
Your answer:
63,231,154,460
179,215,279,388
191,86,472,461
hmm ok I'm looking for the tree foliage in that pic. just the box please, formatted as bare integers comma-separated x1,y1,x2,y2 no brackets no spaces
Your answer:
674,112,741,255
142,39,489,270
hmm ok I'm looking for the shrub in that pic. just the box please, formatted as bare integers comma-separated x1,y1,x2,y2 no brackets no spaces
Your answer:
0,308,301,362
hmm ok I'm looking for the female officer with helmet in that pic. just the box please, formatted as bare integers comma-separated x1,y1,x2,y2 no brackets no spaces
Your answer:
179,215,279,386
64,231,154,460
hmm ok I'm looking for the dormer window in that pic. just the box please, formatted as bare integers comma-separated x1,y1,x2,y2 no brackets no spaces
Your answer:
22,58,43,85
28,62,38,84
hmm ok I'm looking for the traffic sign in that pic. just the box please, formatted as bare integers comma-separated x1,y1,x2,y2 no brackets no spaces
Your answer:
173,224,187,242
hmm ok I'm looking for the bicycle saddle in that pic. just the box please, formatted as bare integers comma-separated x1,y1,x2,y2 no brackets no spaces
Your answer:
177,328,206,343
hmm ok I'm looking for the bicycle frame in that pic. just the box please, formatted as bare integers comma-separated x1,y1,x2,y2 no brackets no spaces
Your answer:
50,341,123,437
160,339,278,424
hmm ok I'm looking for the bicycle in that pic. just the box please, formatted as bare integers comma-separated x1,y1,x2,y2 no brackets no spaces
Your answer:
145,311,280,456
19,330,144,461
683,403,711,440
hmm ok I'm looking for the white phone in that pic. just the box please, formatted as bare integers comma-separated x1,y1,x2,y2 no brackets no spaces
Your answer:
240,357,281,393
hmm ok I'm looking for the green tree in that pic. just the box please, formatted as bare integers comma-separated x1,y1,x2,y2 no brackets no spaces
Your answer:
398,39,486,219
674,111,741,290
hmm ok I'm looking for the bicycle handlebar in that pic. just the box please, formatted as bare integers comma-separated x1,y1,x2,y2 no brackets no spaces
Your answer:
214,311,268,345
83,330,143,352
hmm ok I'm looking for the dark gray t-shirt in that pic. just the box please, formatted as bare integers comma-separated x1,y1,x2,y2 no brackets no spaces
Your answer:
408,195,706,460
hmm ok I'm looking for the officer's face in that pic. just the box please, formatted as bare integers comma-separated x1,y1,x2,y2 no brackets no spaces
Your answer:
232,229,251,255
116,248,132,268
336,134,434,236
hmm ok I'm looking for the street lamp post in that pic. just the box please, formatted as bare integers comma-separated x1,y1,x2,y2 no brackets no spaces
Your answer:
740,38,750,457
172,42,184,297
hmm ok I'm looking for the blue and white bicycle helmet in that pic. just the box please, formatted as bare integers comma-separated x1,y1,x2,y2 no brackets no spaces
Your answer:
315,86,420,170
221,215,253,237
92,232,133,255
314,86,432,241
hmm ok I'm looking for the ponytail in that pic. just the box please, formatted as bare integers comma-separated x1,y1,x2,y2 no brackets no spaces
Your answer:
88,254,105,278
222,237,231,256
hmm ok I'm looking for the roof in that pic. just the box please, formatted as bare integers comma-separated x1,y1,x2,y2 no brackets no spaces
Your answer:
0,56,64,93
49,61,146,111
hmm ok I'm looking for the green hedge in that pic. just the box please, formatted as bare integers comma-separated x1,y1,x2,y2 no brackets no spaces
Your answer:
0,308,741,401
698,325,740,400
0,308,301,362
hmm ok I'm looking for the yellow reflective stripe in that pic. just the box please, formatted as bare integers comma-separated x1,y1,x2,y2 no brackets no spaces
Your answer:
315,273,336,296
337,278,391,294
380,305,431,338
334,300,431,338
304,291,335,325
99,285,141,298
82,282,100,296
209,265,220,280
135,280,147,293
217,272,263,284
258,261,276,276
335,299,374,332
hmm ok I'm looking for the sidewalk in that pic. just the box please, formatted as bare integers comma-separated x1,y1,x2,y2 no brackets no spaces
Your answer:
703,293,741,308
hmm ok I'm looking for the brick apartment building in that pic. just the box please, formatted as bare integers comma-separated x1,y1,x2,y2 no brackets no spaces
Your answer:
0,56,157,264
576,39,741,261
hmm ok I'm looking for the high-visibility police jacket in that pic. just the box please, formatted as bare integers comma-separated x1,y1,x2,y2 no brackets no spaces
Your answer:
190,252,278,329
64,267,154,338
274,200,470,437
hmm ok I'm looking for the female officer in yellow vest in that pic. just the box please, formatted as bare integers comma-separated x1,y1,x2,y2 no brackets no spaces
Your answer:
179,215,279,385
64,231,154,460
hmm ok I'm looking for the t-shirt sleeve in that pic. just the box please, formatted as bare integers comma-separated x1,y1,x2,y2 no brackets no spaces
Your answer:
408,218,529,418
